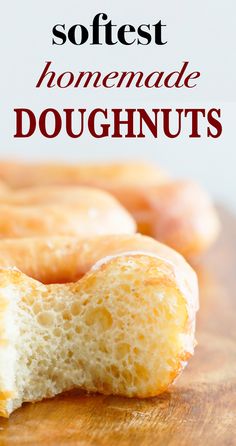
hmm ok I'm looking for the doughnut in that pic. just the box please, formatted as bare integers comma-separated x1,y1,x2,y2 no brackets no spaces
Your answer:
0,159,220,255
0,187,136,238
125,181,220,257
0,233,194,284
0,183,220,256
0,234,198,417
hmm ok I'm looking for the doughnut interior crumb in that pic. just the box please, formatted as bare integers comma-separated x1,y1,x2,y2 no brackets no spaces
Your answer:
0,254,196,417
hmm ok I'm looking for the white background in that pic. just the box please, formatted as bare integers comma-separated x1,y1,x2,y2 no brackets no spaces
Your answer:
1,0,235,211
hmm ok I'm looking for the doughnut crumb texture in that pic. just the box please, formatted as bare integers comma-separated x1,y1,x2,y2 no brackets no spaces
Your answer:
0,247,198,417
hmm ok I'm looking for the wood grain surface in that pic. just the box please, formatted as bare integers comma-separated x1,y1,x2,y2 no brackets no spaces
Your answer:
0,208,235,446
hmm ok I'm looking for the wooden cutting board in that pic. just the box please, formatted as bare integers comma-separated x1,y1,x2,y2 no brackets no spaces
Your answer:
0,208,235,446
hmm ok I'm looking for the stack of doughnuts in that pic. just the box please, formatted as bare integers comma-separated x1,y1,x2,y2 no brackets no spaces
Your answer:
0,161,220,256
0,160,217,417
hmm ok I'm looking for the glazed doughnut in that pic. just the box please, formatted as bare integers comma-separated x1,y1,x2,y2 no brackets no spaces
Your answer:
0,233,194,284
125,181,220,257
0,187,136,238
0,160,220,255
0,183,220,257
0,234,198,417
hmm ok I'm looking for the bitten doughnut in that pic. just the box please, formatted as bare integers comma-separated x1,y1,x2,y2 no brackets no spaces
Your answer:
0,187,136,238
0,234,198,417
0,161,219,256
